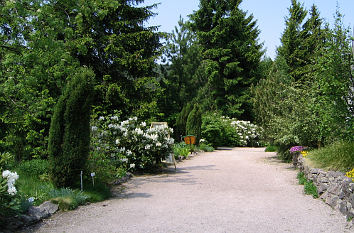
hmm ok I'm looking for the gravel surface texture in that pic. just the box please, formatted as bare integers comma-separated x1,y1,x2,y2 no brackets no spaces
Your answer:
24,148,352,233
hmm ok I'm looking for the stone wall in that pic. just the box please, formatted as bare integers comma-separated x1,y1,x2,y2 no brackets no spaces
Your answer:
295,154,354,221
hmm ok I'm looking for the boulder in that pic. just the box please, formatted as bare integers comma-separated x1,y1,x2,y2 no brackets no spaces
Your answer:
28,201,59,221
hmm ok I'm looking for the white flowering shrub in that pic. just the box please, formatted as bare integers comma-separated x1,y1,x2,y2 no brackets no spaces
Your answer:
230,120,263,146
1,170,21,223
201,113,262,147
90,115,174,175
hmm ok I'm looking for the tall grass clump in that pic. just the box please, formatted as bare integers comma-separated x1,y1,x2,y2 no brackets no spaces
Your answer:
308,141,354,172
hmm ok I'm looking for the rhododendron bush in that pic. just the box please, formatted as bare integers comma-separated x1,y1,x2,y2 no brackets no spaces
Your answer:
90,115,174,177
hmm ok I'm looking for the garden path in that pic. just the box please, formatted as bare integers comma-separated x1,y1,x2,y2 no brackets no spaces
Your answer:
28,148,351,233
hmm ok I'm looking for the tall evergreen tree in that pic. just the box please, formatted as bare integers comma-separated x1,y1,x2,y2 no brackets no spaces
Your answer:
48,68,94,188
158,17,203,123
0,0,162,158
191,0,263,120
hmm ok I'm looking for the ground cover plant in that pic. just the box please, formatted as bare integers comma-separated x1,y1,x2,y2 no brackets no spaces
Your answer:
297,172,319,199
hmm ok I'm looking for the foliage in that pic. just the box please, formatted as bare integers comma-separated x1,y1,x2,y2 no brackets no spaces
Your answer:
173,142,191,159
201,112,262,148
0,152,15,170
186,104,202,143
297,172,319,198
308,141,354,172
49,68,94,188
265,145,278,152
49,188,88,211
190,0,263,119
158,17,203,125
201,113,239,148
0,170,21,226
309,10,354,144
176,102,194,138
14,174,54,206
91,115,174,172
82,181,111,203
16,159,50,179
0,0,162,162
198,143,214,152
251,3,353,162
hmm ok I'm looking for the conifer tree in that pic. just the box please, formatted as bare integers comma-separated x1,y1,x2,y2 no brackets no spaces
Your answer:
186,105,202,143
191,0,263,120
278,0,307,81
48,68,94,188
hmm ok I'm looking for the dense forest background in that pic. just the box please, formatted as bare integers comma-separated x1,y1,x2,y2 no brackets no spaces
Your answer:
0,0,353,170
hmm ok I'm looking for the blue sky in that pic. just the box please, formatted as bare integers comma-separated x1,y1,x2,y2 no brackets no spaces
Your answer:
142,0,354,59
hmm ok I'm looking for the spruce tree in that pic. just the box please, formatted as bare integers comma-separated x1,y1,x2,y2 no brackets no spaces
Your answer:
48,68,94,188
277,0,307,81
191,0,263,120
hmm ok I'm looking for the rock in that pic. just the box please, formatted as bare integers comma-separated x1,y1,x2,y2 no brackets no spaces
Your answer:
317,183,329,194
326,195,339,208
310,168,320,175
349,183,354,192
28,201,59,220
327,184,341,195
350,194,354,207
339,201,348,215
328,171,344,178
318,176,329,183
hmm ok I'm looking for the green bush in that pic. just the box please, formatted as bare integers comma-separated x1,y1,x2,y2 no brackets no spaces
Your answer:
198,143,214,152
0,152,15,170
201,112,239,147
173,142,190,159
49,68,94,188
16,159,50,178
308,141,354,172
265,145,278,152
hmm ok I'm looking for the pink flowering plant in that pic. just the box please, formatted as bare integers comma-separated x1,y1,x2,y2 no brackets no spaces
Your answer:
289,146,305,153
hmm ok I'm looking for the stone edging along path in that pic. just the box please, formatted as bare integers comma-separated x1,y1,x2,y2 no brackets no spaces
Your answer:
294,154,354,222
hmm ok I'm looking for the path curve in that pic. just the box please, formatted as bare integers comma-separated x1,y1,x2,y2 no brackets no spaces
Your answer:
27,148,351,233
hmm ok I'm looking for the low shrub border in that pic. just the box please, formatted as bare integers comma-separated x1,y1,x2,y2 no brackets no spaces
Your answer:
294,154,354,222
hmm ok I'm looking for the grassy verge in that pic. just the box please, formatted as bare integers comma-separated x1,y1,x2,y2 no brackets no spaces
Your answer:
14,159,112,212
307,141,354,172
297,172,319,198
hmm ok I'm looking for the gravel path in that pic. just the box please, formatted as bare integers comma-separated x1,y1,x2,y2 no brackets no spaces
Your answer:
27,148,351,233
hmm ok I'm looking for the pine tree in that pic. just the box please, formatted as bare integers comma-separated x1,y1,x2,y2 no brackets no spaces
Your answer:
191,0,263,120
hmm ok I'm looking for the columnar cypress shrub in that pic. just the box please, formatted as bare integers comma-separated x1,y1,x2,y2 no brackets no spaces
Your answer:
48,68,94,188
186,105,202,144
176,102,194,137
